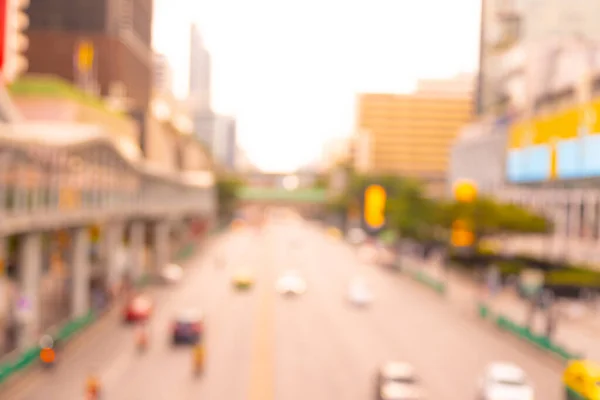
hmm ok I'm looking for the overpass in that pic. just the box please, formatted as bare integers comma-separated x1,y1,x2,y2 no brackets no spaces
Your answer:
237,187,327,215
241,171,318,188
0,122,215,352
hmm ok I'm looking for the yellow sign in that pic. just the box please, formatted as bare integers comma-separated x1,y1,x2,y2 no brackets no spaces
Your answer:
453,179,477,203
508,99,600,150
77,41,94,72
364,184,386,229
89,225,101,243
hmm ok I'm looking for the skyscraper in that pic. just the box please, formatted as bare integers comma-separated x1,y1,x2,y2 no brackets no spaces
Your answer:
189,24,211,112
211,115,237,170
189,24,215,148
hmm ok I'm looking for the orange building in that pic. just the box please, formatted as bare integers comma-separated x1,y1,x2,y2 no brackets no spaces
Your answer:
356,74,474,194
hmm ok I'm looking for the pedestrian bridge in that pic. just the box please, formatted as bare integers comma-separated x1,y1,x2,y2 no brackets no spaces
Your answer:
0,122,215,235
0,121,215,356
237,187,327,204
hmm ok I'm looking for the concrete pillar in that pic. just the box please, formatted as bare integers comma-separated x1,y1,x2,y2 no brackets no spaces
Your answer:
584,195,597,239
18,233,42,349
568,201,579,238
129,222,145,280
71,228,90,318
153,221,170,274
104,223,124,288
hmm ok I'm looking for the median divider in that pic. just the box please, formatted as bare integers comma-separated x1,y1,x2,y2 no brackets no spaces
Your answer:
0,310,96,384
401,267,446,295
476,302,582,363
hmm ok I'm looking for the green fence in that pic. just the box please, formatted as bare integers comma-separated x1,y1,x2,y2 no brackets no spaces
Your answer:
0,310,96,384
174,243,195,262
476,303,581,362
404,268,446,295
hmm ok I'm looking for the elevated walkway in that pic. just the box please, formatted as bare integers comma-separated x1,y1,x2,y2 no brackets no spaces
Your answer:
238,187,327,204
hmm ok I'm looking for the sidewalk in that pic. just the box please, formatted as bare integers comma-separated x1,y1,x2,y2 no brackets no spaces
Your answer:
401,256,600,362
0,234,216,392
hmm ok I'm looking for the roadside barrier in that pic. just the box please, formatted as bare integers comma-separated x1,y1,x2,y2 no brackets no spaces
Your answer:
476,302,582,362
0,310,96,384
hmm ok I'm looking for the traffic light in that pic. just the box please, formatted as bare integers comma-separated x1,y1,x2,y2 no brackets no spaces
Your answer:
363,184,386,231
453,179,477,203
0,0,29,83
451,228,475,247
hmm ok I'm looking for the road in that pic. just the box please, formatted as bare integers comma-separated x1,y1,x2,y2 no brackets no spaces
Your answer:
2,217,564,399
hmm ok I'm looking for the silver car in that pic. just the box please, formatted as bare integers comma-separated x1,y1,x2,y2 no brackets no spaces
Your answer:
348,278,373,306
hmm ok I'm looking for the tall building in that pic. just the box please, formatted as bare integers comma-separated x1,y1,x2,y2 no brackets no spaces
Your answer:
211,115,237,170
456,0,600,266
189,24,215,149
24,0,154,152
357,74,474,194
476,0,526,117
153,53,173,94
189,24,211,112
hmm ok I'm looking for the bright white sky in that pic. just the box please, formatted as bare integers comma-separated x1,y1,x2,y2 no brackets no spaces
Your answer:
153,0,481,172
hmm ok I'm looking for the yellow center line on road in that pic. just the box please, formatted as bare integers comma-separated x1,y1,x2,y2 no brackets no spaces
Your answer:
247,246,275,400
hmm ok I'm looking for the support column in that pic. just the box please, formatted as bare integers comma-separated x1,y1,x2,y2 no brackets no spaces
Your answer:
104,223,124,290
153,221,170,274
0,236,7,353
584,195,597,239
568,200,580,238
18,233,42,349
129,222,145,280
71,228,90,318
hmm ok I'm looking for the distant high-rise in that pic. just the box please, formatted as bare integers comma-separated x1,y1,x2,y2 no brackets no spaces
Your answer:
212,115,237,170
189,23,215,150
153,53,173,94
189,24,211,112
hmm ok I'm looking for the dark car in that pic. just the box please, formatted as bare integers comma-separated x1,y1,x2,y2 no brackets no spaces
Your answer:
172,310,204,345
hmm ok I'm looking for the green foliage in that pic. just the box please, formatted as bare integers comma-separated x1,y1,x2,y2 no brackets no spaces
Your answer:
313,174,329,189
327,170,552,247
443,196,552,237
216,174,245,220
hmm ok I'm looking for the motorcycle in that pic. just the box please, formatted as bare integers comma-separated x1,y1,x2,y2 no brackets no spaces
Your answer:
136,329,149,353
193,347,205,376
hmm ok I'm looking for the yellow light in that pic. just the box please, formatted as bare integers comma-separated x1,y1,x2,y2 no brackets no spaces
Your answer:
364,184,386,229
453,179,477,203
451,228,474,247
452,219,469,230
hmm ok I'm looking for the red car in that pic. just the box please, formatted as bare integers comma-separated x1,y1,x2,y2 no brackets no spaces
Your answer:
123,295,153,322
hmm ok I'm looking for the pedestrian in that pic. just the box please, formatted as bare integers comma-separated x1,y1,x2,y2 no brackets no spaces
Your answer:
545,310,556,338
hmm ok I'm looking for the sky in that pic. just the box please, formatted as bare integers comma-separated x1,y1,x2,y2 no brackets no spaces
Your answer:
153,0,482,172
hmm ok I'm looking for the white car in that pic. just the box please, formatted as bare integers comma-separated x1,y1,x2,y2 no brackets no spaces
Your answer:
376,362,425,400
348,279,373,306
160,263,183,284
276,272,307,295
479,362,534,400
347,228,366,245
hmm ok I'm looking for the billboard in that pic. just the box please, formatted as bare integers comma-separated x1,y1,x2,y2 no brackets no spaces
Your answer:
506,99,600,182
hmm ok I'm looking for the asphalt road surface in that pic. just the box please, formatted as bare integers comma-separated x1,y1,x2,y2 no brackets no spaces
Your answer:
2,216,564,399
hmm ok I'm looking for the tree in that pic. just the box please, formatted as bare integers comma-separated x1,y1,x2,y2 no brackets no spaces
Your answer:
386,178,442,242
216,174,244,221
443,196,552,244
313,174,329,189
